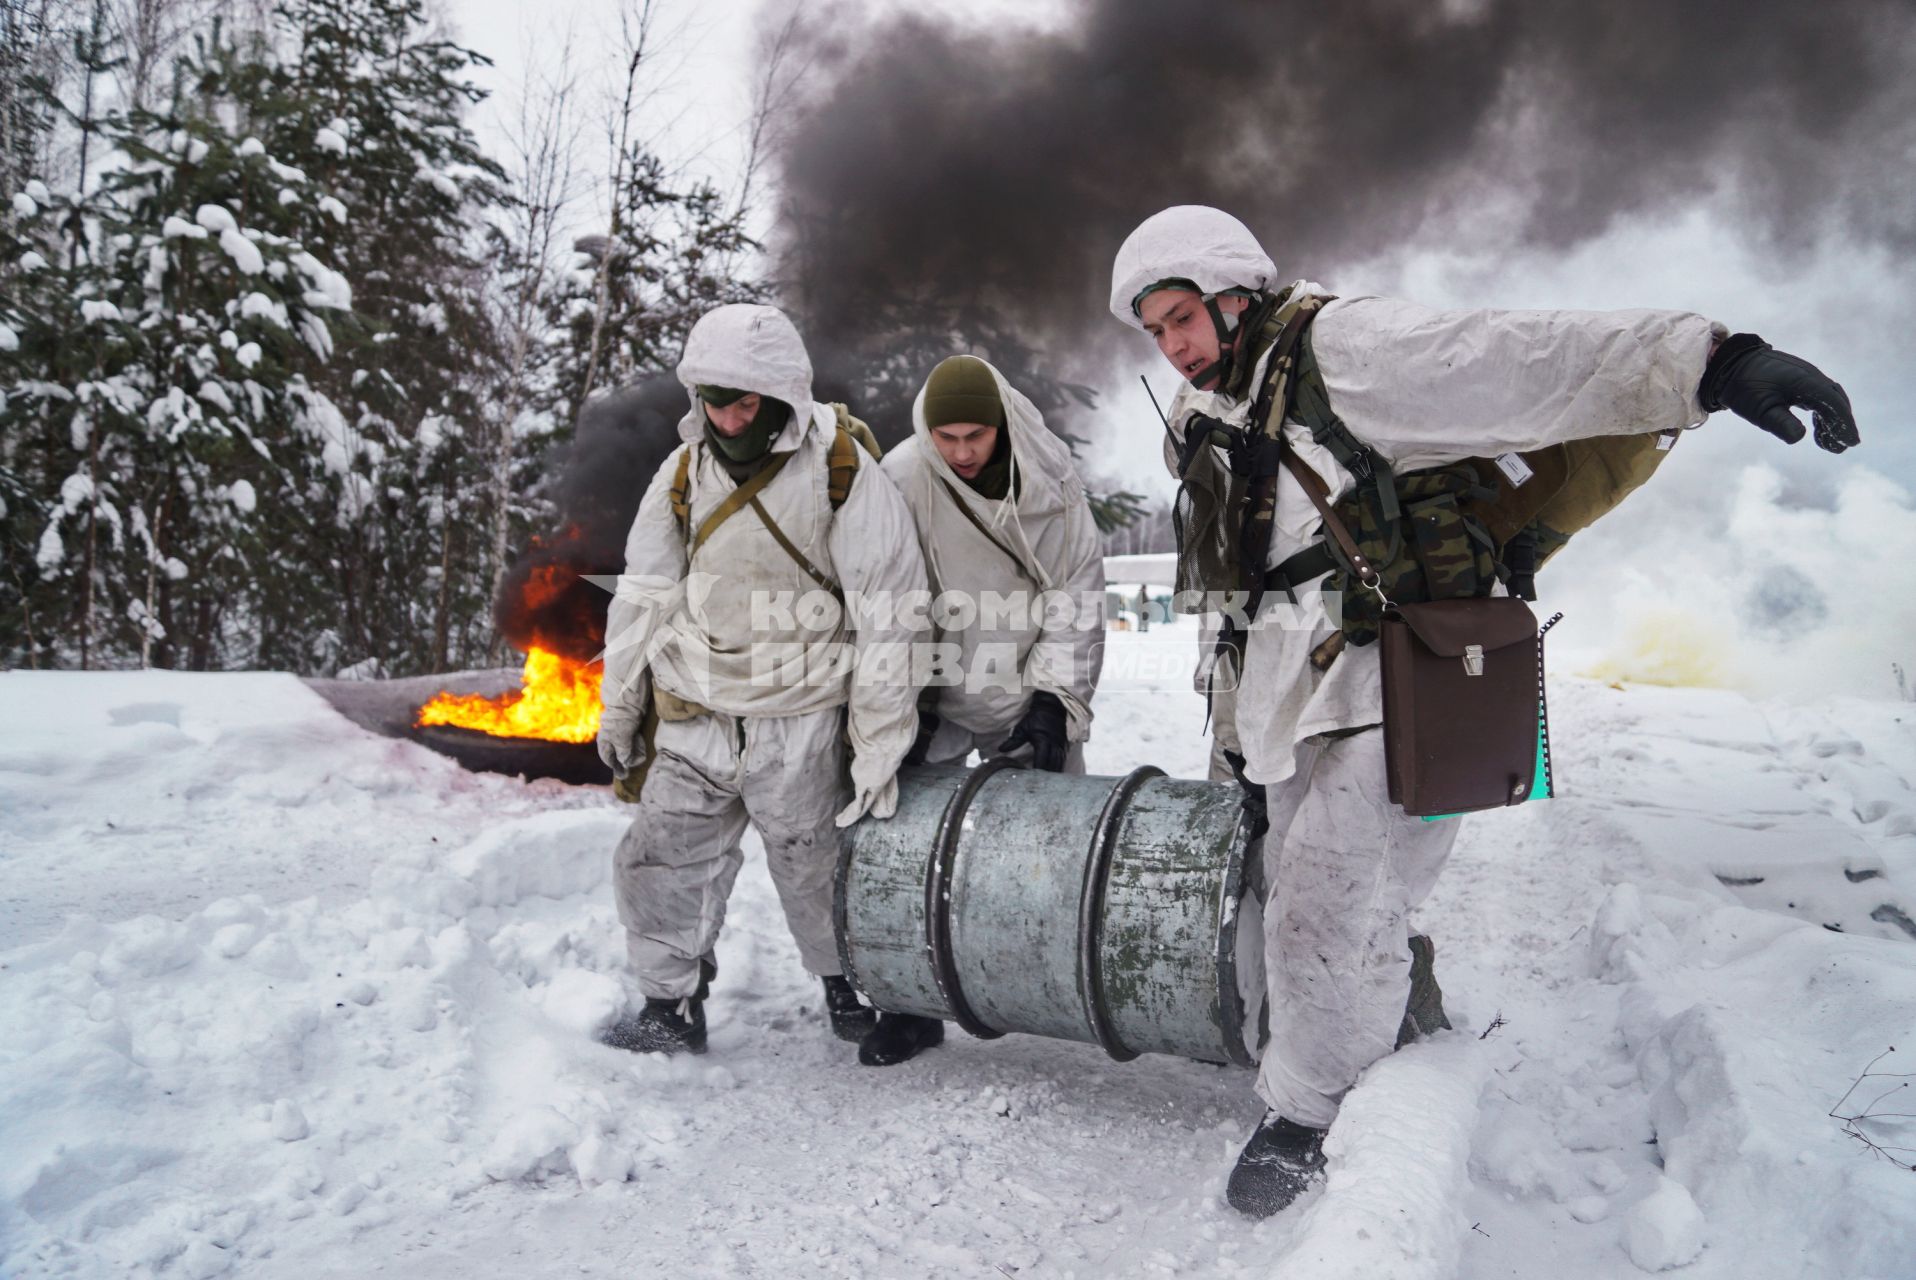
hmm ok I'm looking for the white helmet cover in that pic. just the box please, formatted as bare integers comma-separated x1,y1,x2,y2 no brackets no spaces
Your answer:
1108,205,1278,331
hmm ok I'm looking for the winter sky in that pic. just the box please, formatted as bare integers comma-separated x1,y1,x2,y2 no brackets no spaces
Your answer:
444,0,1916,701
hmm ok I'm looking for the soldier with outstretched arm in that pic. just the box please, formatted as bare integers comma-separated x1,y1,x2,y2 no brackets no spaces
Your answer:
1108,205,1858,1218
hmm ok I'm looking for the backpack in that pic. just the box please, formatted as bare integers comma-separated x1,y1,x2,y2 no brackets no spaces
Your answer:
1463,432,1679,597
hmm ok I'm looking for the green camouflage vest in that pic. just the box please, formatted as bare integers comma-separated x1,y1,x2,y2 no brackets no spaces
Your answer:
1290,334,1501,646
1168,295,1499,649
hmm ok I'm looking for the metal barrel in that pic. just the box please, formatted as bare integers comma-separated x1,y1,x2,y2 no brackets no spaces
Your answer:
833,761,1263,1066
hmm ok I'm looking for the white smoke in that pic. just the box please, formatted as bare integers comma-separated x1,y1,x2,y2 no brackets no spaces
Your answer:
1539,460,1916,700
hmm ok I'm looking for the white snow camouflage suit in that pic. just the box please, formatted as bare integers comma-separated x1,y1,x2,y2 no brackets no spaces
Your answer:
880,357,1106,772
599,304,928,999
1112,205,1725,1127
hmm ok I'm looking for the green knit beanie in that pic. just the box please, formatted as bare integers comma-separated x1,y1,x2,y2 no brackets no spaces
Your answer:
695,384,750,407
922,356,1004,430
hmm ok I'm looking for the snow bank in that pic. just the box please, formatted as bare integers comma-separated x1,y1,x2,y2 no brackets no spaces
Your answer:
1,792,637,1274
1448,673,1916,1279
1274,1037,1489,1280
3,651,1913,1278
1596,888,1916,1277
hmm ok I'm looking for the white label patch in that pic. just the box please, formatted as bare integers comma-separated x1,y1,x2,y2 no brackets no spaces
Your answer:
1656,430,1679,451
1495,452,1535,486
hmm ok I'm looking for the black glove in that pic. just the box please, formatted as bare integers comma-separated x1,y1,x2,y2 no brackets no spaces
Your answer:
1699,333,1858,454
996,691,1069,772
903,707,939,767
1221,749,1270,844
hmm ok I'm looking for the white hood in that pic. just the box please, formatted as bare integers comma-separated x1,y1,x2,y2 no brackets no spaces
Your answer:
1109,205,1278,331
674,303,821,444
906,357,1078,530
882,358,1107,740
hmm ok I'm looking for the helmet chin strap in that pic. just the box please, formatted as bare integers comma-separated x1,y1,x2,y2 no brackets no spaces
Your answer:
1186,293,1243,392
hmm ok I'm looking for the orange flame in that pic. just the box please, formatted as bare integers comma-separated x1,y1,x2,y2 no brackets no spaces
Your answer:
415,646,603,743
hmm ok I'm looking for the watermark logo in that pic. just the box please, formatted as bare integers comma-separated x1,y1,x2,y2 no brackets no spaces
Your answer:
587,575,1342,695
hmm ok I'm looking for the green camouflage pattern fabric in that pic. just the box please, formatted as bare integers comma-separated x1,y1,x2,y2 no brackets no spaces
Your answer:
1235,294,1329,628
1170,446,1246,611
1169,290,1505,647
1168,286,1323,615
1327,462,1501,646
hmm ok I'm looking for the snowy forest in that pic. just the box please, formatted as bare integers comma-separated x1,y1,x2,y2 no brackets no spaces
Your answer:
1,0,1141,677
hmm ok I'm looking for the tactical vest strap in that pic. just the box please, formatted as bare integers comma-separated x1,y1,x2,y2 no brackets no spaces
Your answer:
689,449,794,556
748,495,842,598
671,423,868,596
1230,292,1330,634
669,445,693,531
672,414,877,544
1293,335,1401,558
827,422,860,508
827,402,882,507
1262,542,1340,604
1279,449,1380,590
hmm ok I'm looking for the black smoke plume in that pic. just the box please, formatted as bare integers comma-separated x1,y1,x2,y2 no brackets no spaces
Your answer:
498,0,1916,662
492,378,689,662
773,0,1916,388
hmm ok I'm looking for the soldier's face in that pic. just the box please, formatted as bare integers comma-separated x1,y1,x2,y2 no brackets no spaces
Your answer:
704,393,763,437
930,421,998,479
1138,289,1249,390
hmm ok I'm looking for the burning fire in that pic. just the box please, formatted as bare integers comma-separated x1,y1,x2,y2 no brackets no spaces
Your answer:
416,646,603,743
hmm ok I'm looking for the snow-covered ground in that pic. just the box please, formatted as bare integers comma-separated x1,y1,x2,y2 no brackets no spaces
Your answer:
4,629,1915,1278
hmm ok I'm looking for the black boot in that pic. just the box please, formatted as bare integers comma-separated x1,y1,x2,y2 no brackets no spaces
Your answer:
857,1012,944,1066
823,976,878,1044
1226,1110,1327,1218
599,996,707,1056
1396,933,1452,1048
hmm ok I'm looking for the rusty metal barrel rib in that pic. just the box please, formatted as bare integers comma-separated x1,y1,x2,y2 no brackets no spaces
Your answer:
834,762,1263,1067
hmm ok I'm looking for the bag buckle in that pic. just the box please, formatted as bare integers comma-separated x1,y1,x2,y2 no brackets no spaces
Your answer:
1463,644,1484,677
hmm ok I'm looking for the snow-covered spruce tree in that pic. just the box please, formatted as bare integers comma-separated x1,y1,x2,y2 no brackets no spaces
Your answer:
255,0,506,676
0,0,62,230
0,23,356,670
0,172,80,668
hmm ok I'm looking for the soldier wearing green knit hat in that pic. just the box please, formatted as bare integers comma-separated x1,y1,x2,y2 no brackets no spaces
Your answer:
919,354,1013,499
866,352,1108,1067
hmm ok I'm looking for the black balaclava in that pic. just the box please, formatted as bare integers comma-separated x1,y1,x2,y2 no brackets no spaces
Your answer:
697,384,791,478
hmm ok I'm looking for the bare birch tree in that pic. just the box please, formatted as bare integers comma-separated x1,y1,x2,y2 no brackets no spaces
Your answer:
484,28,583,660
575,0,661,412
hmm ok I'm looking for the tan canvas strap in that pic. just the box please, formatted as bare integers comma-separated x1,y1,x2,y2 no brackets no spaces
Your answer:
747,495,841,597
688,449,794,556
827,424,860,508
937,477,1040,585
670,446,693,530
1279,447,1383,594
